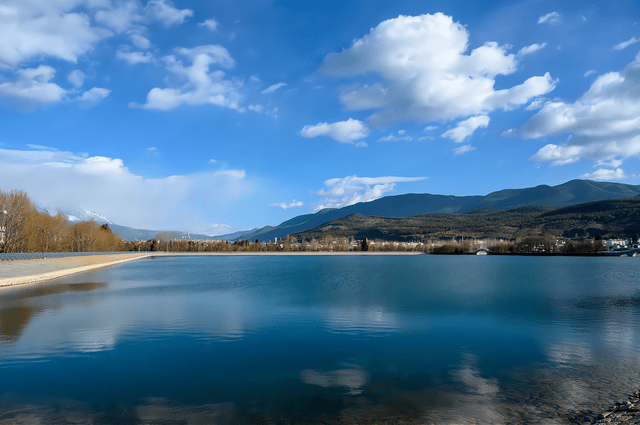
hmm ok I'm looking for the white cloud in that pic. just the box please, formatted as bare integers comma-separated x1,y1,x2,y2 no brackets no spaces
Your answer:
301,368,369,395
209,159,217,163
261,82,287,94
424,125,438,131
377,133,413,142
67,70,86,88
442,115,490,143
0,65,67,106
452,144,476,155
524,97,547,110
522,54,640,165
269,200,303,209
205,223,233,236
613,37,640,51
94,1,143,33
538,12,560,24
0,147,252,232
319,13,556,127
147,147,157,152
95,0,191,32
300,119,369,144
79,87,110,102
596,158,623,168
198,18,219,31
580,168,627,181
584,70,596,77
134,44,243,111
314,175,427,210
130,32,151,50
247,104,263,112
517,43,546,57
144,0,193,26
116,48,154,65
0,1,111,67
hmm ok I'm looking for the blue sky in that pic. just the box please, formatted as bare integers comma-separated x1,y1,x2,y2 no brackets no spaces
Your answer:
1,0,640,234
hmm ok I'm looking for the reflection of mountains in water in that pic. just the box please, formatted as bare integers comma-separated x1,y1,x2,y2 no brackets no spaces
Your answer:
0,282,106,342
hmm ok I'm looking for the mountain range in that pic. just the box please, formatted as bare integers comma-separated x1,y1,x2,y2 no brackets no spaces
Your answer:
37,179,640,242
234,180,640,242
290,199,640,242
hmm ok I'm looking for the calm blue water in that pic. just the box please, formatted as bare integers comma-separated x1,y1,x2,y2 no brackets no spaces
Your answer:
0,255,639,424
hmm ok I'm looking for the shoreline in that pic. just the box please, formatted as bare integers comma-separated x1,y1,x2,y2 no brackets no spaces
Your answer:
596,390,640,423
0,251,423,288
0,253,153,288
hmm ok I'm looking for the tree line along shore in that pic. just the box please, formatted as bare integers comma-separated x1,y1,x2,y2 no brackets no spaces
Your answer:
1,189,638,255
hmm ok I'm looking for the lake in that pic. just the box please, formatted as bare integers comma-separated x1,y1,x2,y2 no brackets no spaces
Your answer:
0,255,639,424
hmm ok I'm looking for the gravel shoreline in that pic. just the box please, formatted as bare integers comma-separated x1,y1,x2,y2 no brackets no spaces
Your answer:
596,390,640,424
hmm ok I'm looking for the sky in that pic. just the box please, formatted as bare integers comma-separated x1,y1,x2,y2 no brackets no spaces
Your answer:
1,0,640,235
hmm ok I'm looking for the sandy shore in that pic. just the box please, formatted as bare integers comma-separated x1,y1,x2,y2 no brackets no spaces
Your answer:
0,253,153,287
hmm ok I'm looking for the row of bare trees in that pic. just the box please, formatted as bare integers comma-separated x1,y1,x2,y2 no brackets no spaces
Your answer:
0,190,126,253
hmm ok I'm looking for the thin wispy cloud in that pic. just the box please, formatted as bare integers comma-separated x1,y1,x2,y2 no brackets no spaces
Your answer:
270,200,303,209
538,12,560,24
261,82,287,94
613,37,640,51
452,144,476,155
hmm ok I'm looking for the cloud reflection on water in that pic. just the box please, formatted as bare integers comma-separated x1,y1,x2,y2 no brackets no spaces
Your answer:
0,284,264,358
300,366,370,395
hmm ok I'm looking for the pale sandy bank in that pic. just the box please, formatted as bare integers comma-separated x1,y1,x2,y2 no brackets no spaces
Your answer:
0,253,153,288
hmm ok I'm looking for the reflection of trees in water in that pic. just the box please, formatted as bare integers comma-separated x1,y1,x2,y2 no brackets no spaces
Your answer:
0,306,36,340
0,282,106,342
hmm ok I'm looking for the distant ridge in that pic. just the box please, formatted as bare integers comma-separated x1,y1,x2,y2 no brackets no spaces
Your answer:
236,180,640,242
290,199,640,242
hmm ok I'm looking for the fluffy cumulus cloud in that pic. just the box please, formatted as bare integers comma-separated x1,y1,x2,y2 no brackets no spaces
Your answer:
67,70,87,88
0,147,252,232
580,168,627,181
0,66,67,105
0,0,194,107
79,87,111,102
198,18,219,31
442,115,490,143
116,48,154,65
144,0,193,26
0,0,111,67
94,0,191,32
0,65,110,107
319,13,556,127
521,53,640,165
269,200,303,209
314,175,427,210
300,119,369,144
134,44,243,111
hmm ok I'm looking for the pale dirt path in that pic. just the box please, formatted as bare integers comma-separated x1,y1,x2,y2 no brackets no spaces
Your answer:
0,253,153,287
